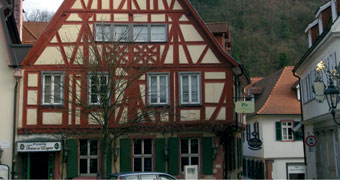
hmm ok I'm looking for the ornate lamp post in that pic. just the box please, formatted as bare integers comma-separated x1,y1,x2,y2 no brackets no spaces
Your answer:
314,61,340,125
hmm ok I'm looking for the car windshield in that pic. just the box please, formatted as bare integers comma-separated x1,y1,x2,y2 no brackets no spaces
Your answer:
140,174,157,180
121,175,139,180
159,174,176,180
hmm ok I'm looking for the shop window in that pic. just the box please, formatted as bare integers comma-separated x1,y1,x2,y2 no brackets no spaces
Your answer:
180,138,199,172
79,139,98,175
133,139,153,171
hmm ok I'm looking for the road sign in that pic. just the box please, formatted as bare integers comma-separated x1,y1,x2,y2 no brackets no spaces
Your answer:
306,135,318,147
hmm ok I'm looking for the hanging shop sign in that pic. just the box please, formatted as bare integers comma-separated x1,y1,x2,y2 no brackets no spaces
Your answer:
235,101,255,113
17,142,61,152
248,132,262,151
305,135,318,147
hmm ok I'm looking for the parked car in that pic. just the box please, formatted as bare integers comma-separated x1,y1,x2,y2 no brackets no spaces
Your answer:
110,172,177,180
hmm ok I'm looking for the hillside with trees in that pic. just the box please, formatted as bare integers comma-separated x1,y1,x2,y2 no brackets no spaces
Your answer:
191,0,328,76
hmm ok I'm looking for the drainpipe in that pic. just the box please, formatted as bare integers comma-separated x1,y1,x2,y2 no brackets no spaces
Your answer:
292,71,307,166
12,69,22,179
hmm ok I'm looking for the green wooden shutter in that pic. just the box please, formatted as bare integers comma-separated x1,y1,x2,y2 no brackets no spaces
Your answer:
168,137,178,176
101,140,112,176
275,122,282,141
66,139,78,178
294,122,303,141
155,138,166,172
202,137,213,175
120,138,131,172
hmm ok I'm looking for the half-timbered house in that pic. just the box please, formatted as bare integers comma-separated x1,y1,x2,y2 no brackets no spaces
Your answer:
16,0,249,179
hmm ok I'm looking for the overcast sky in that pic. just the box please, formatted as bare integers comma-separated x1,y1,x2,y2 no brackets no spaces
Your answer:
23,0,63,13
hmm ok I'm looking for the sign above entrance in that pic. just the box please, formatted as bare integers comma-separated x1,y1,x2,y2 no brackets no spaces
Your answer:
235,101,255,113
17,142,61,152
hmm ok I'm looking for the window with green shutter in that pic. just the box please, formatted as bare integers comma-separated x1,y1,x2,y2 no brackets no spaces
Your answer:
120,138,131,172
66,139,78,178
168,137,178,176
155,138,166,172
275,121,282,141
202,137,212,175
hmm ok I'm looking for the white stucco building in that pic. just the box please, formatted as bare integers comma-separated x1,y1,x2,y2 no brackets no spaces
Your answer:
243,67,305,179
293,0,340,178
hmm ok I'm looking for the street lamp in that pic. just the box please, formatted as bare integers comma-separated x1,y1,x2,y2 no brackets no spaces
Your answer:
314,61,340,125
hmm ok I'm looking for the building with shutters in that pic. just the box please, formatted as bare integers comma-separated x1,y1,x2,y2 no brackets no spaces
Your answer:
293,0,340,178
243,66,305,179
15,0,250,179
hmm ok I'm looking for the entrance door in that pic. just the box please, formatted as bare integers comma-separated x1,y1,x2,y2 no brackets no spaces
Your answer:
30,152,49,179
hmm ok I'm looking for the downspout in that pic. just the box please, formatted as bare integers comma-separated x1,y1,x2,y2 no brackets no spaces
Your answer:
292,71,307,166
12,69,21,179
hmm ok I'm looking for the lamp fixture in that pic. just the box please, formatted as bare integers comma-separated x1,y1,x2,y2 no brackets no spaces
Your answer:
113,146,120,162
212,144,219,160
314,60,340,125
63,146,70,162
163,146,169,161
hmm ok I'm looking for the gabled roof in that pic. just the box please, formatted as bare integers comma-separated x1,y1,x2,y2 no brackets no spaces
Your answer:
20,0,250,85
22,21,48,44
249,66,300,115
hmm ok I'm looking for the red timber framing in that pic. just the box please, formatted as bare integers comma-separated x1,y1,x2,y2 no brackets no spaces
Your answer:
19,0,248,134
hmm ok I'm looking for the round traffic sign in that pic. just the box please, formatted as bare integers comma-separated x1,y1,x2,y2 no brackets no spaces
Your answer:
306,135,318,147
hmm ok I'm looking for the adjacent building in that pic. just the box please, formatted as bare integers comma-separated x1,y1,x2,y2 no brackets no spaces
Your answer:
243,66,305,179
293,0,340,178
15,0,249,179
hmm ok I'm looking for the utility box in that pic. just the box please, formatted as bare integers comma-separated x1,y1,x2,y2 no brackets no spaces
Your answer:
184,165,198,180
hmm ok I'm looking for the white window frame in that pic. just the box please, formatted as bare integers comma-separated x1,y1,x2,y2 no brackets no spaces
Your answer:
179,72,202,105
95,23,112,42
133,139,153,172
88,73,109,105
281,121,294,140
94,23,167,42
147,72,170,106
41,72,64,105
79,139,99,176
180,138,200,172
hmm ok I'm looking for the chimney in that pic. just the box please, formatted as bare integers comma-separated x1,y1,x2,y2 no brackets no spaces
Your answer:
206,22,232,54
13,0,23,40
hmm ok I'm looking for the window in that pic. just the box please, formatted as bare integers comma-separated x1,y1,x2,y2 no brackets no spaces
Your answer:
151,25,166,42
134,25,148,42
79,139,98,175
179,72,201,105
94,23,167,42
42,72,64,105
159,175,176,180
95,24,111,41
147,73,169,105
282,121,294,140
88,74,108,105
133,139,152,172
180,138,199,172
114,25,129,41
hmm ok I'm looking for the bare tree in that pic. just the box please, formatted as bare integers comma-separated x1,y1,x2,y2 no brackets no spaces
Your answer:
24,9,54,22
55,26,171,177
